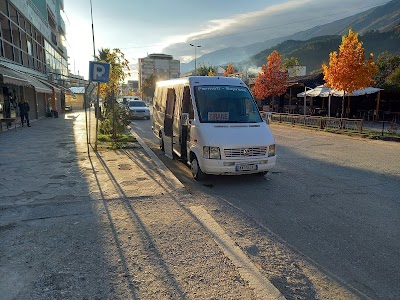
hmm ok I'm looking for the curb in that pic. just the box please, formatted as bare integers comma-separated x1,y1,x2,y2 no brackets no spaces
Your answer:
129,128,287,300
129,128,187,193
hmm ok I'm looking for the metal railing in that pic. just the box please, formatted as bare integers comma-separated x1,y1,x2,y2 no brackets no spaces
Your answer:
267,113,363,133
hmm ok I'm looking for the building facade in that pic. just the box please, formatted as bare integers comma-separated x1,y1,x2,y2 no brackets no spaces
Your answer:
138,53,180,95
0,0,68,123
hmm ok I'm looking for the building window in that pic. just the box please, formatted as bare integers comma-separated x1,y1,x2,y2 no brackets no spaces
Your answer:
19,15,25,30
3,41,12,60
11,23,20,47
0,15,11,43
27,39,32,55
0,1,8,16
20,31,27,51
25,20,31,36
22,52,28,66
14,48,21,64
32,41,38,58
9,5,18,25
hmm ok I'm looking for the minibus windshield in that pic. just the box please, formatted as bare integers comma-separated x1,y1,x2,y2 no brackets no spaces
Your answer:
194,85,262,123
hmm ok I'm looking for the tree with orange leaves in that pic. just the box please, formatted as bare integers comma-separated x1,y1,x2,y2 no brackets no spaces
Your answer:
223,63,237,76
322,29,377,117
254,50,288,100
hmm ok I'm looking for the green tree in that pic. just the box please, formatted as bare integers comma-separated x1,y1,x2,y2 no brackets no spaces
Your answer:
383,66,400,91
374,51,400,87
282,57,300,69
94,48,130,105
283,56,302,77
94,48,130,139
141,74,158,98
195,64,213,76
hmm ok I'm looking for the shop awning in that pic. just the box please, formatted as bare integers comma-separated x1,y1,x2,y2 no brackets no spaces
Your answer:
0,65,32,87
37,79,61,93
0,64,52,93
25,74,52,93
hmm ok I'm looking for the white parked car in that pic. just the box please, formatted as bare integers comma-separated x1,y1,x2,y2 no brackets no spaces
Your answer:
128,100,150,120
122,96,140,107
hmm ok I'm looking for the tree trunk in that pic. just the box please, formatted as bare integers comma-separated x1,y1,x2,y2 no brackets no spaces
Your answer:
341,93,345,118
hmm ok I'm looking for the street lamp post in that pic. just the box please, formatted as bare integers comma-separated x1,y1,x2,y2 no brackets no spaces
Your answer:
190,44,201,75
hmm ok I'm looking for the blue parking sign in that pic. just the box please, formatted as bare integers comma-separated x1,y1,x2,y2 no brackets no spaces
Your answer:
89,61,110,82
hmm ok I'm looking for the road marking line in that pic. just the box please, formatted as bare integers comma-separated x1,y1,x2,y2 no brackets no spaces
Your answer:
189,205,286,300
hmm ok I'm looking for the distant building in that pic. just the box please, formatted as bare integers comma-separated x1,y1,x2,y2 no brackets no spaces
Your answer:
138,53,180,93
66,86,85,110
69,73,86,87
216,66,225,76
127,80,138,89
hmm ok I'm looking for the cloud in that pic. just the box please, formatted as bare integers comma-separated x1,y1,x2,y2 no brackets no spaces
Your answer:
161,0,386,62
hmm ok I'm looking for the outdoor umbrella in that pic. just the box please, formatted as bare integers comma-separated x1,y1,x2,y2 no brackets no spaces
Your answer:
331,87,383,118
297,85,333,97
298,86,383,117
297,85,334,116
333,87,383,96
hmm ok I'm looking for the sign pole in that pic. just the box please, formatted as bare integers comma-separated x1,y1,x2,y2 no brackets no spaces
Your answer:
89,61,110,151
94,82,100,151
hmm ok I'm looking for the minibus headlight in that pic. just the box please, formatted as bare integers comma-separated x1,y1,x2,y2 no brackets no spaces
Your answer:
268,144,276,157
203,146,221,159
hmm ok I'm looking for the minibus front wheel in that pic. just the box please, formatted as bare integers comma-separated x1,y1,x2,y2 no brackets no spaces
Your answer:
191,155,206,181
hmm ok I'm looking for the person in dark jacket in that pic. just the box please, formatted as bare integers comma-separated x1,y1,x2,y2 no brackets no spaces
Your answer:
18,97,30,127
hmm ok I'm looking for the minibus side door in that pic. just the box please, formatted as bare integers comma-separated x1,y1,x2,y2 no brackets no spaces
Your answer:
163,88,175,158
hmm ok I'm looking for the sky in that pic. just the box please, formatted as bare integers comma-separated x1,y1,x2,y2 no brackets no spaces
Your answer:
63,0,391,81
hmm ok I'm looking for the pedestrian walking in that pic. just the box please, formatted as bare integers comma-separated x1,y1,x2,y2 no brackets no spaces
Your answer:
18,97,31,127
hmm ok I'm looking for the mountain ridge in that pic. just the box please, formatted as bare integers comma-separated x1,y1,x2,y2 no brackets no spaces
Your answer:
238,27,400,74
180,0,400,73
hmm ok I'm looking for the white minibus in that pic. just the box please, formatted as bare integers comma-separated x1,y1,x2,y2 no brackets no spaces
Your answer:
152,76,276,180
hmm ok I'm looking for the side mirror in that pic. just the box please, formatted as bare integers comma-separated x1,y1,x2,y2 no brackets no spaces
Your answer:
261,112,271,124
181,113,189,125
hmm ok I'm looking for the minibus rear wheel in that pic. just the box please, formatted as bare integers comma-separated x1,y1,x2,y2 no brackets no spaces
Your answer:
191,155,205,181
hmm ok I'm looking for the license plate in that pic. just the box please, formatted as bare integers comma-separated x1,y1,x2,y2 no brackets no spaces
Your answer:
236,164,258,171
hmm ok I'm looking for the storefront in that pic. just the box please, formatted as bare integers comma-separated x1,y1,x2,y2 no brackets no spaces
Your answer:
1,65,32,120
1,64,52,120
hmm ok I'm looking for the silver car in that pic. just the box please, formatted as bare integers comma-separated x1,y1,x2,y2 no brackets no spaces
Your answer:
128,100,150,120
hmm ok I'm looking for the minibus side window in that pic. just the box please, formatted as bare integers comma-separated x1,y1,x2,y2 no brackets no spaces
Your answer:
182,87,194,119
182,87,190,114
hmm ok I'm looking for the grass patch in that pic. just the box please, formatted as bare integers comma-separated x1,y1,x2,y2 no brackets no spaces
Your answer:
97,133,138,150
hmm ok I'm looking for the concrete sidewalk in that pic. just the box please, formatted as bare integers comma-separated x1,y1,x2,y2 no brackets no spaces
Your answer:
0,112,284,299
363,120,398,134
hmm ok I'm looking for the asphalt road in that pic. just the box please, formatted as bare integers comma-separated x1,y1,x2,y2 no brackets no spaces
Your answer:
131,117,400,300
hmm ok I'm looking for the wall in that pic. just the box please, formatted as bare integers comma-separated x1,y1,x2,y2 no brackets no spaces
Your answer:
65,94,84,110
